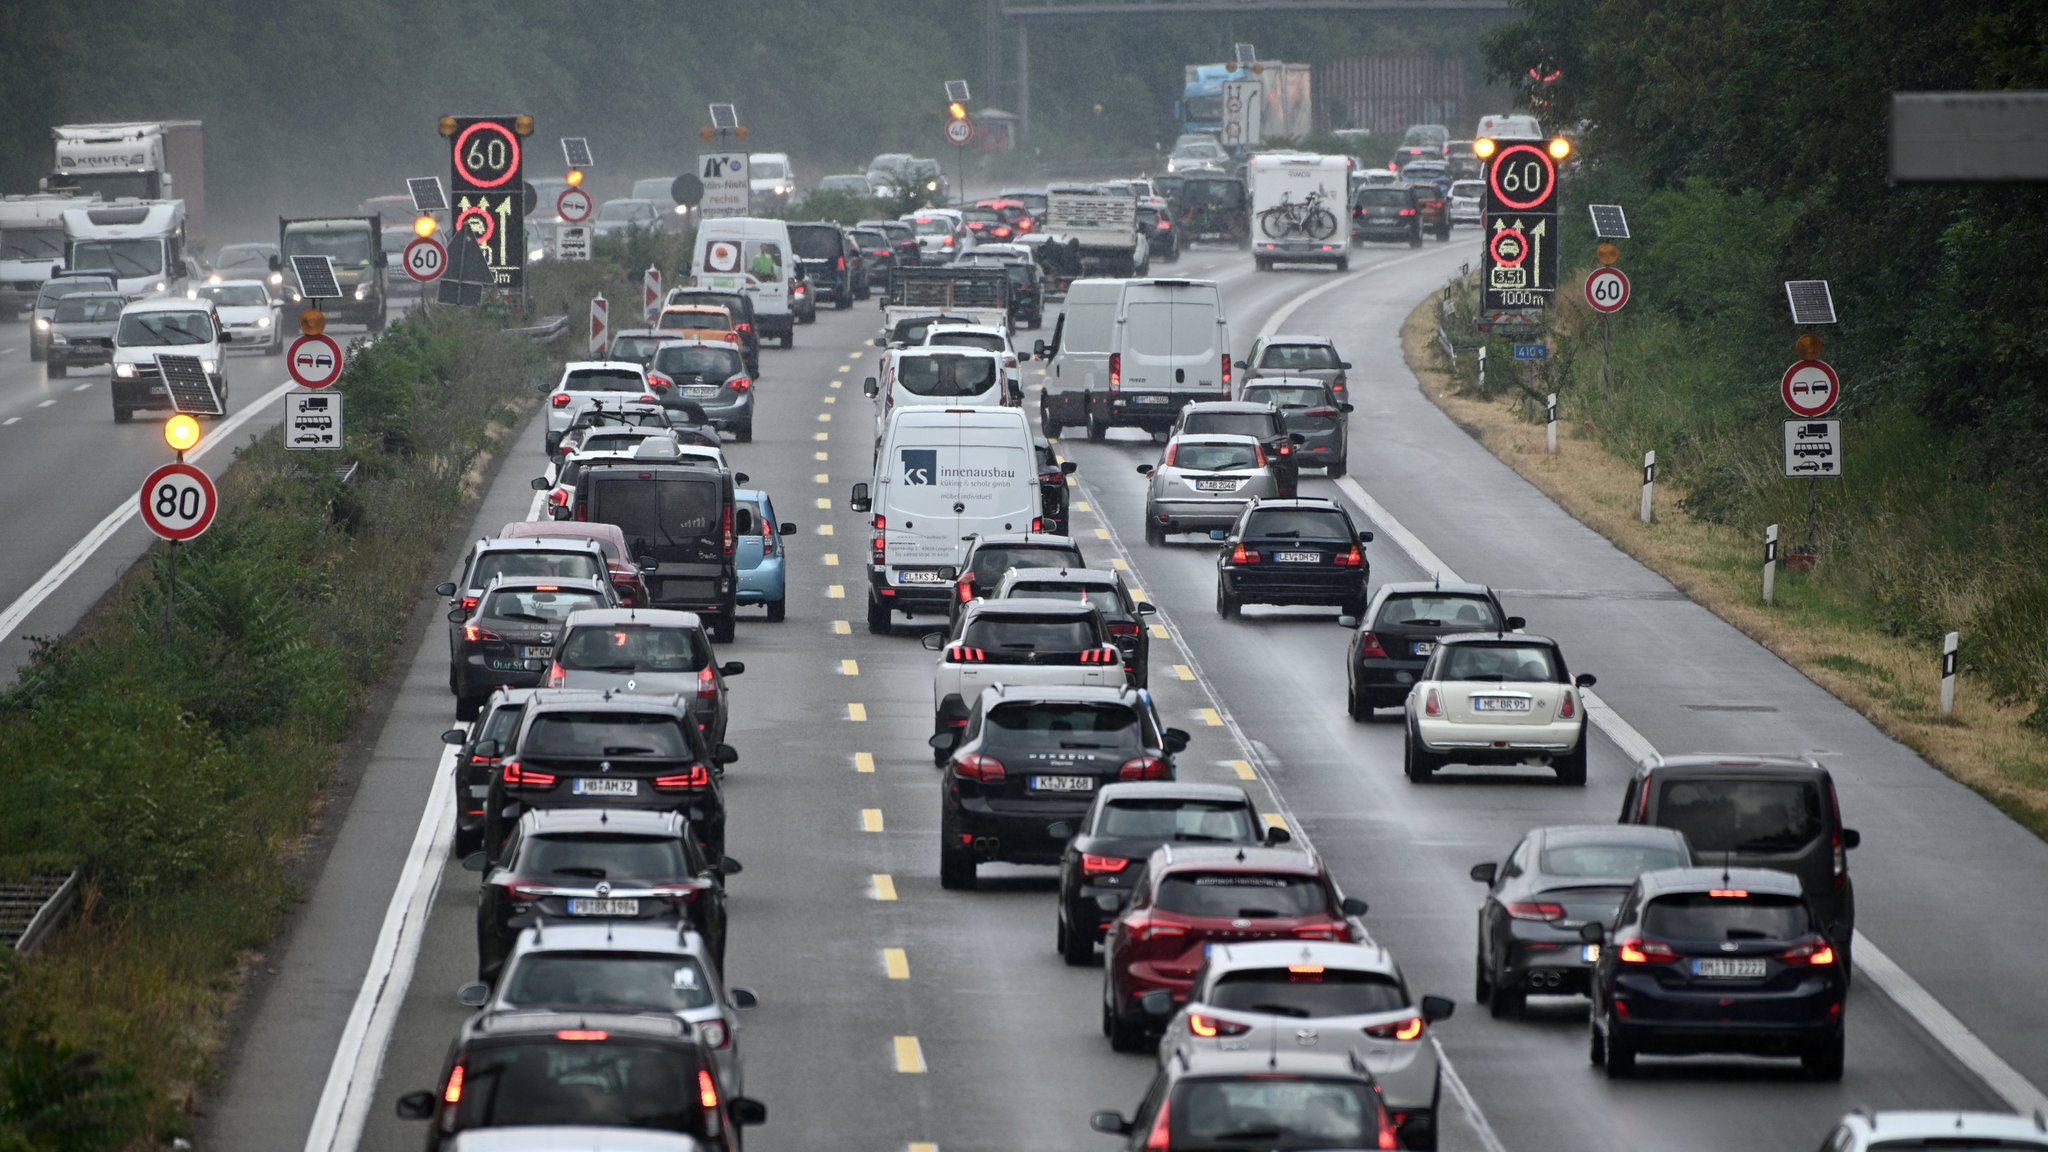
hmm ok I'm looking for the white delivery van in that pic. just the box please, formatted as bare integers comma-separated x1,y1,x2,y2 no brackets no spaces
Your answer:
1035,277,1122,440
849,407,1039,633
1247,153,1352,271
864,347,1008,437
691,217,798,349
1097,278,1230,438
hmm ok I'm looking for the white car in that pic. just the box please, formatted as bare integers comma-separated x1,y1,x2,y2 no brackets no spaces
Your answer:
1403,631,1594,785
1448,179,1484,226
923,598,1125,743
447,1131,707,1152
544,361,654,454
904,208,967,261
1157,940,1454,1150
1819,1111,2048,1151
194,279,282,354
922,323,1021,399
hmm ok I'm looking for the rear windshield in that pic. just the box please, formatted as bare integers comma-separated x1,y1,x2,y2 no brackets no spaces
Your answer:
653,345,742,379
559,625,711,674
522,833,687,881
1169,1077,1378,1150
1210,967,1408,1017
1437,643,1559,682
590,474,721,540
1540,841,1690,878
201,284,270,307
1155,873,1327,918
659,310,730,331
565,368,644,392
986,702,1145,752
1451,181,1485,198
1356,188,1413,209
1171,442,1260,471
38,279,109,306
606,335,664,365
1244,509,1351,539
926,331,1006,354
1242,384,1328,409
1654,777,1824,854
670,292,747,317
969,545,1083,583
449,1040,706,1135
1008,581,1124,619
1182,412,1278,439
573,409,666,431
1377,594,1500,629
1643,892,1811,940
896,354,998,397
471,551,605,589
502,951,715,1012
1257,344,1342,370
960,616,1098,654
850,229,888,248
521,712,691,758
1098,799,1256,841
786,226,841,260
1184,180,1244,207
910,216,954,236
480,586,609,623
54,296,123,322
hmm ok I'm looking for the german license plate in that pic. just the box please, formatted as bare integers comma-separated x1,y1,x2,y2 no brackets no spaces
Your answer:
149,385,167,396
1274,551,1319,563
1473,696,1532,712
1582,944,1600,963
1694,958,1766,978
1411,641,1435,656
685,386,719,398
896,569,947,584
1134,395,1170,404
1030,775,1095,792
1194,478,1240,492
519,646,553,660
572,778,639,796
567,898,639,916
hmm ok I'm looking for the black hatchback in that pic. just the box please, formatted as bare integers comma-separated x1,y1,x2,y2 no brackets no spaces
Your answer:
1343,581,1520,718
448,576,615,719
1214,498,1373,618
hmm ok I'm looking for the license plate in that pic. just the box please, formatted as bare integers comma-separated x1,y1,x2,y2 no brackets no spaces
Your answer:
1274,551,1319,563
684,386,719,398
1412,641,1435,656
1030,775,1095,792
572,778,639,796
1473,696,1532,712
1194,478,1240,492
896,569,947,584
1582,944,1600,963
567,898,639,916
1694,958,1767,979
1134,395,1170,404
519,646,553,659
149,385,167,396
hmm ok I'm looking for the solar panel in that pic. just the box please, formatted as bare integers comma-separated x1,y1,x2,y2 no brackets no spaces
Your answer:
562,137,594,169
437,237,490,307
1588,204,1630,239
290,255,342,300
408,177,447,214
155,353,223,417
1784,280,1837,325
708,103,739,131
1233,42,1257,66
945,79,971,102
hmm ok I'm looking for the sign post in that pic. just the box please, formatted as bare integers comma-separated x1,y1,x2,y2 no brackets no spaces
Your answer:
1640,450,1656,523
589,293,608,357
643,266,662,324
1546,392,1559,455
139,459,219,635
444,115,528,296
1763,523,1779,605
1940,631,1959,717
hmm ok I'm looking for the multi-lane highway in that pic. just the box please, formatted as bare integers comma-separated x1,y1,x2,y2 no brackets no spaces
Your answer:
170,240,2048,1152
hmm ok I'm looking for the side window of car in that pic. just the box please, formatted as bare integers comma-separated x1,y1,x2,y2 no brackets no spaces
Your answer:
962,701,984,743
1127,866,1153,910
1618,777,1641,823
1501,836,1532,881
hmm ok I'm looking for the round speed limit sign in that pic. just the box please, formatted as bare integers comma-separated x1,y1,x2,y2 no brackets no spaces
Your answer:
1585,266,1630,313
139,462,218,542
403,235,447,283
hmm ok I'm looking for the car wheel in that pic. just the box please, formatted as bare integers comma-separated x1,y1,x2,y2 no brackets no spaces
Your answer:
1438,224,1452,242
866,592,890,634
46,361,65,378
834,292,851,311
1086,404,1107,442
1803,1031,1846,1081
1489,979,1524,1020
1105,988,1147,1052
765,598,786,623
1603,1015,1636,1078
1403,729,1437,782
1326,457,1347,479
709,610,736,645
1215,581,1240,619
938,843,977,890
113,406,132,424
735,422,753,444
1059,910,1094,967
1336,256,1350,272
1474,951,1493,1005
1346,679,1367,721
781,329,794,349
1588,1015,1606,1067
1554,741,1588,786
1040,403,1060,440
1144,518,1165,547
1255,256,1271,271
1409,229,1423,249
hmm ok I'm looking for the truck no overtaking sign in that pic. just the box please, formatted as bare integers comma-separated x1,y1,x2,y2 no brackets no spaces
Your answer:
1783,419,1842,478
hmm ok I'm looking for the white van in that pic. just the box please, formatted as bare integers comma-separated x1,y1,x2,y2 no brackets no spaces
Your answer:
1035,277,1122,440
110,294,229,422
1475,114,1544,141
849,407,1039,632
1248,153,1352,270
1096,278,1229,438
690,217,798,349
863,347,1008,436
747,152,796,210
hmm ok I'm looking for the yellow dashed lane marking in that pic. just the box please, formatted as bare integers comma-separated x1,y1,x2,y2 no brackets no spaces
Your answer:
830,379,843,389
855,751,875,773
893,1036,926,1074
1074,500,1091,513
815,473,829,484
815,431,830,441
861,808,884,832
1174,665,1196,682
1111,558,1128,571
884,948,911,979
1130,587,1149,602
1264,813,1289,831
909,1143,937,1152
823,553,840,566
824,394,837,405
817,412,832,423
1199,707,1223,727
841,658,860,676
1094,528,1111,540
816,497,832,510
1229,758,1257,780
848,702,867,721
850,350,865,359
1150,624,1171,640
834,620,852,635
827,584,845,599
872,874,897,900
838,363,852,372
817,524,834,536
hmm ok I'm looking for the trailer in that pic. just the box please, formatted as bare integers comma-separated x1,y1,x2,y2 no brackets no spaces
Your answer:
48,123,205,252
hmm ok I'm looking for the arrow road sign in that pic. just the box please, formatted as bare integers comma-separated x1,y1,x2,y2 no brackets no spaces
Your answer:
286,393,343,452
403,235,446,283
139,462,218,542
1585,266,1630,313
1781,358,1841,418
287,333,344,390
557,187,593,224
1783,419,1842,477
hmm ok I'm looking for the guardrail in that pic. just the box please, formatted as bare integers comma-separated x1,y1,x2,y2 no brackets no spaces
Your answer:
6,869,80,954
503,315,568,344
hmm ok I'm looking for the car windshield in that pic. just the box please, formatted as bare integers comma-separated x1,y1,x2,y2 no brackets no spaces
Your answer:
1539,841,1690,879
896,354,998,397
1377,594,1500,629
1155,873,1327,918
1243,384,1328,409
53,296,122,322
73,239,164,276
559,625,709,674
598,201,649,222
1643,892,1811,941
986,703,1145,752
450,1039,706,1134
37,280,107,306
1209,968,1409,1018
821,178,871,194
1450,181,1485,198
214,246,270,270
1169,1075,1377,1148
116,310,214,346
1098,799,1256,841
653,345,742,378
910,216,954,236
201,284,270,307
631,179,673,201
1182,412,1277,439
1171,442,1261,472
1654,778,1824,854
521,712,690,759
521,833,687,881
1244,509,1351,539
502,951,715,1012
786,226,841,260
753,159,787,179
607,335,664,365
285,230,372,263
481,586,608,624
1438,643,1559,682
926,331,1005,354
960,616,1097,653
565,369,646,392
471,552,606,589
1007,582,1124,620
1258,344,1342,370
2,226,65,261
969,546,1083,583
659,310,730,332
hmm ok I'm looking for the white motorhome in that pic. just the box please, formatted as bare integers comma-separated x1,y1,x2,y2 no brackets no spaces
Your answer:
1036,277,1123,439
62,200,190,297
1100,278,1230,436
849,407,1040,632
0,193,89,315
1247,153,1352,270
691,217,798,348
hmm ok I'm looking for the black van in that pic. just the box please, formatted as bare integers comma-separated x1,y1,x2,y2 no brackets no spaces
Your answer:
785,221,863,308
578,460,743,642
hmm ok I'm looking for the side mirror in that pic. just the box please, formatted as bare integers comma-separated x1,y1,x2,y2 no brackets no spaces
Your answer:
1469,861,1498,885
462,851,488,872
728,986,760,1010
1047,820,1075,840
446,608,467,623
441,728,467,745
435,581,458,598
1421,994,1455,1023
731,1098,767,1127
1356,531,1375,545
529,476,550,491
1136,601,1157,615
1338,360,1353,369
1264,825,1293,845
1574,673,1598,688
395,1091,436,1121
1163,727,1191,754
219,330,233,343
1339,895,1370,917
1208,529,1227,541
1842,828,1861,850
733,472,749,486
849,482,871,512
1579,921,1606,944
637,558,660,574
1233,358,1248,370
921,633,945,652
474,739,499,758
928,731,957,752
778,522,797,535
456,981,490,1008
862,376,879,398
715,744,739,765
718,856,744,876
267,255,282,273
1032,338,1047,358
938,566,958,582
1337,614,1359,628
1091,1112,1133,1137
1135,464,1154,476
1060,460,1077,475
1290,432,1307,444
872,336,887,347
1339,402,1355,413
1138,990,1175,1018
1505,615,1527,631
720,661,745,676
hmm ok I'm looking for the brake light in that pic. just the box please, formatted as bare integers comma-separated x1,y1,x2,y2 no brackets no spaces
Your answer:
555,1030,609,1041
736,322,752,333
648,372,673,391
654,764,711,790
499,760,557,791
1231,543,1258,564
1221,353,1231,387
1504,901,1565,921
460,596,479,612
1559,691,1576,719
1357,631,1387,658
954,752,1006,785
1364,1016,1426,1041
1189,1013,1250,1038
637,395,658,404
1424,688,1441,716
947,646,986,663
1109,353,1120,390
1162,444,1177,466
1306,406,1340,418
697,1067,719,1110
548,489,568,508
653,880,708,905
551,393,571,408
722,502,734,557
1031,516,1044,532
1125,912,1188,942
463,623,500,643
1079,646,1120,664
1617,938,1681,964
443,1064,465,1104
836,256,846,271
1288,963,1326,975
697,666,717,700
1083,854,1130,875
1156,219,1172,231
1106,621,1140,636
545,662,565,687
1144,1100,1171,1151
956,574,975,603
1118,755,1171,781
1780,939,1837,966
1398,208,1417,217
1294,921,1351,941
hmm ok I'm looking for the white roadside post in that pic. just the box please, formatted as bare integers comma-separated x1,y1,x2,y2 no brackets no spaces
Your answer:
1640,450,1656,522
643,266,662,324
1477,345,1487,396
589,293,608,357
1940,631,1959,717
1763,524,1779,605
1546,392,1558,455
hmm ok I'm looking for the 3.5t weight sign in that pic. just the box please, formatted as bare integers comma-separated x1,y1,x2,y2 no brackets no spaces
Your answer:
139,462,218,542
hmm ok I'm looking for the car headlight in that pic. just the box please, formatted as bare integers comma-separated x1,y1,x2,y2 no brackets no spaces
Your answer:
201,359,217,374
269,272,282,285
154,281,166,291
208,273,222,284
528,248,545,262
353,285,367,301
34,317,49,331
256,316,271,328
673,204,688,215
926,180,938,191
115,363,136,377
290,291,302,302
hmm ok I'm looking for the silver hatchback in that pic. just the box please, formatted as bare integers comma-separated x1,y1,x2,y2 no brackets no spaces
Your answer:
1137,433,1281,543
551,608,744,748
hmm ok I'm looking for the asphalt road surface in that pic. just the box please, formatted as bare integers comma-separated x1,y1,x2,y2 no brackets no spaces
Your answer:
179,241,2048,1152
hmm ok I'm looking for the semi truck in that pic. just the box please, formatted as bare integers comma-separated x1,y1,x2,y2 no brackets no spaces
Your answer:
1175,62,1313,146
46,122,206,252
273,216,388,330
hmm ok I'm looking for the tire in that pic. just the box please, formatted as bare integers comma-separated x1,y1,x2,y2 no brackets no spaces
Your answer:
1254,256,1272,271
1346,679,1367,721
1489,979,1524,1020
113,406,132,424
1588,1017,1606,1067
456,693,483,722
735,422,753,444
1437,224,1452,243
1326,457,1347,479
1603,1015,1636,1078
1105,993,1147,1053
1040,403,1060,440
29,341,45,363
1059,910,1093,966
865,592,890,634
46,361,65,378
834,291,851,311
708,609,736,645
1086,404,1107,443
1409,229,1423,249
1335,256,1350,272
1474,952,1493,1005
1144,519,1164,547
1403,730,1438,782
370,304,387,332
1803,1032,1846,1082
780,329,794,350
1215,581,1239,619
939,844,977,890
765,598,786,622
1554,741,1588,786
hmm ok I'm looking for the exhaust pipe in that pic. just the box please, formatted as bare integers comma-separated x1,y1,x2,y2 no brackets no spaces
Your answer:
973,836,1000,854
1527,970,1564,989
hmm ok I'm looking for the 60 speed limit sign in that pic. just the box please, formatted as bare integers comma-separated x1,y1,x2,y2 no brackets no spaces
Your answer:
403,235,447,283
139,462,218,542
1585,266,1630,313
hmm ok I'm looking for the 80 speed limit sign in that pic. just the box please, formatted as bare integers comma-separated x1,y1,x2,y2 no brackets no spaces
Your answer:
139,462,218,542
1585,266,1630,313
403,235,447,283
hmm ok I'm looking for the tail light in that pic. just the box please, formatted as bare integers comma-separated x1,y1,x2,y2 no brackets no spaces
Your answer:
463,623,500,643
721,502,734,557
728,375,752,391
443,1064,466,1105
1144,1100,1171,1151
1252,445,1268,466
1306,406,1340,418
551,393,571,408
1424,688,1441,716
761,521,777,558
653,764,711,790
871,515,887,564
1779,939,1837,966
954,752,1006,785
697,666,718,700
558,442,576,456
736,322,752,334
1106,621,1140,637
1398,208,1417,217
1617,938,1682,964
1118,755,1171,780
1162,444,1178,466
697,1067,719,1112
1828,779,1848,887
1030,516,1044,532
836,256,846,270
1559,691,1576,719
460,596,480,612
1294,921,1351,941
956,574,976,603
946,647,987,663
1357,631,1388,658
574,500,588,522
941,235,954,247
1364,1016,1426,1041
1125,912,1188,942
506,881,552,902
1188,1013,1249,1038
1082,854,1129,875
1230,543,1258,564
653,880,708,906
499,760,557,791
548,489,568,509
544,662,565,687
1221,353,1232,387
1155,219,1172,231
1503,901,1565,921
1108,353,1120,390
1078,646,1119,664
637,395,659,404
648,372,673,391
1334,546,1363,567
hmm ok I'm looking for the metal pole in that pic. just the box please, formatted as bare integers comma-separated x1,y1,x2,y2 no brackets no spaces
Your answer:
1763,524,1778,605
1476,345,1486,397
1016,21,1030,142
957,142,966,206
1640,450,1656,522
1600,312,1612,397
1805,477,1819,552
1939,631,1959,717
163,541,179,633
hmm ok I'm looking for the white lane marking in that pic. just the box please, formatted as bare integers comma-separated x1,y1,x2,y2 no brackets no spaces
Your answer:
72,382,92,392
36,400,54,408
0,378,297,646
1255,247,1448,344
302,745,456,1152
0,346,18,354
1,417,17,426
1334,444,2048,1115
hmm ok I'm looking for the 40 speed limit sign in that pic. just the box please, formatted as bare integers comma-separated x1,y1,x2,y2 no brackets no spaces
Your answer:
139,462,218,542
403,235,447,283
1585,266,1630,313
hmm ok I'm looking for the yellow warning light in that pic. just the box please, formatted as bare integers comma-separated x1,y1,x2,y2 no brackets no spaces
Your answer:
513,115,535,137
566,169,585,188
437,116,457,137
699,127,715,142
1596,242,1620,266
1796,333,1824,360
735,126,749,141
1548,137,1573,161
299,309,327,336
164,413,201,453
413,214,437,238
1473,137,1497,160
948,102,968,121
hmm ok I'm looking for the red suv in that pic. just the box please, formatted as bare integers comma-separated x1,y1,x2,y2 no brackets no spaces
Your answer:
1101,845,1370,1051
